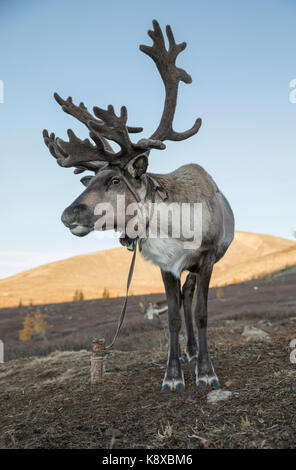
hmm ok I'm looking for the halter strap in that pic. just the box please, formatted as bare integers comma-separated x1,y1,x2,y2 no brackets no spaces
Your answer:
104,174,168,350
104,240,138,350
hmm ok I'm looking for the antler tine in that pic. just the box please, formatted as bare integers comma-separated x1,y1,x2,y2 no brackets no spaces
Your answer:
90,104,132,155
54,92,143,135
43,129,68,166
140,19,202,142
43,128,115,176
45,95,125,173
56,129,116,167
73,161,107,174
54,93,95,129
54,92,116,158
89,104,166,166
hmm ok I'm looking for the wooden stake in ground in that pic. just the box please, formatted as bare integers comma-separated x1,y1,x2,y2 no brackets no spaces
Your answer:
0,340,4,363
90,338,106,384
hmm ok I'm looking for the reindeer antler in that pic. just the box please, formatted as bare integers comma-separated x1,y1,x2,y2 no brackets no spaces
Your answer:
90,105,133,157
42,129,106,174
43,94,114,173
43,20,200,175
43,94,165,173
140,20,202,142
53,93,143,135
89,105,165,166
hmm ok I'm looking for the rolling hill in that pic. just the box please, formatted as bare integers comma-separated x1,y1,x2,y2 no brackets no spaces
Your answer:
0,231,295,307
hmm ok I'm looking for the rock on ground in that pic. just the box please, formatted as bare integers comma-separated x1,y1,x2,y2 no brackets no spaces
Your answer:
241,325,270,341
207,390,233,404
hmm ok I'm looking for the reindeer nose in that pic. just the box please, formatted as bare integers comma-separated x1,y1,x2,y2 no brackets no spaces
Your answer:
61,203,93,228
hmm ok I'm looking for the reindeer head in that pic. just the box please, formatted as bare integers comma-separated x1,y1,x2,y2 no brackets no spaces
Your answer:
43,20,201,237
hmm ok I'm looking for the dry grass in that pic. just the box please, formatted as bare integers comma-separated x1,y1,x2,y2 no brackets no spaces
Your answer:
155,422,173,442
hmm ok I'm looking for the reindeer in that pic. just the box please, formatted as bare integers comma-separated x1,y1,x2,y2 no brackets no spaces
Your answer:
43,20,234,391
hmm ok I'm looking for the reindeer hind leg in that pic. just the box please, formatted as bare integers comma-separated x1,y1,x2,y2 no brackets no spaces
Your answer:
194,256,220,388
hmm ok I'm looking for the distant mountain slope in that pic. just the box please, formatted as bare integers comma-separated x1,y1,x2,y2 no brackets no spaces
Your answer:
0,231,295,307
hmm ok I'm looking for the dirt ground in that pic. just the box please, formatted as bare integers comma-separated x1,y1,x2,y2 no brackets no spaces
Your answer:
0,268,296,449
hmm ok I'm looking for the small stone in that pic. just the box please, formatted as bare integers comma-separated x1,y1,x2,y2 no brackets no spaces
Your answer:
225,379,233,387
207,389,233,404
241,325,270,341
257,320,272,327
200,438,212,448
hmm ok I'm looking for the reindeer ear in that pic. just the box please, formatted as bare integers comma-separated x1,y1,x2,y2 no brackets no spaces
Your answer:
127,155,148,178
80,175,93,187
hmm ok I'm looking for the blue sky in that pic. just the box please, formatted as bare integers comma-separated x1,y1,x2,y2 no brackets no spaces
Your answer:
0,0,295,278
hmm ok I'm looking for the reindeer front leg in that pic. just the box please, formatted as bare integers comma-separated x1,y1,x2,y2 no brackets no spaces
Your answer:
161,270,185,392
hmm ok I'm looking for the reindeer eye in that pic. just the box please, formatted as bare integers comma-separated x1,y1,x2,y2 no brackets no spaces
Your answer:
111,178,120,185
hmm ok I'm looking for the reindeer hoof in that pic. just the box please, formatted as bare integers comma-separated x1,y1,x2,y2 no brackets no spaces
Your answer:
210,378,221,388
196,375,220,389
161,377,185,392
196,359,220,389
196,378,207,389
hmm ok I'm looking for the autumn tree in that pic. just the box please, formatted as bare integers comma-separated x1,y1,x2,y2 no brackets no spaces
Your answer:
19,314,35,342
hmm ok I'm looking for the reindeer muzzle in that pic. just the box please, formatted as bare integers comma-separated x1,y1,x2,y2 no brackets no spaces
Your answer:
61,203,94,237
